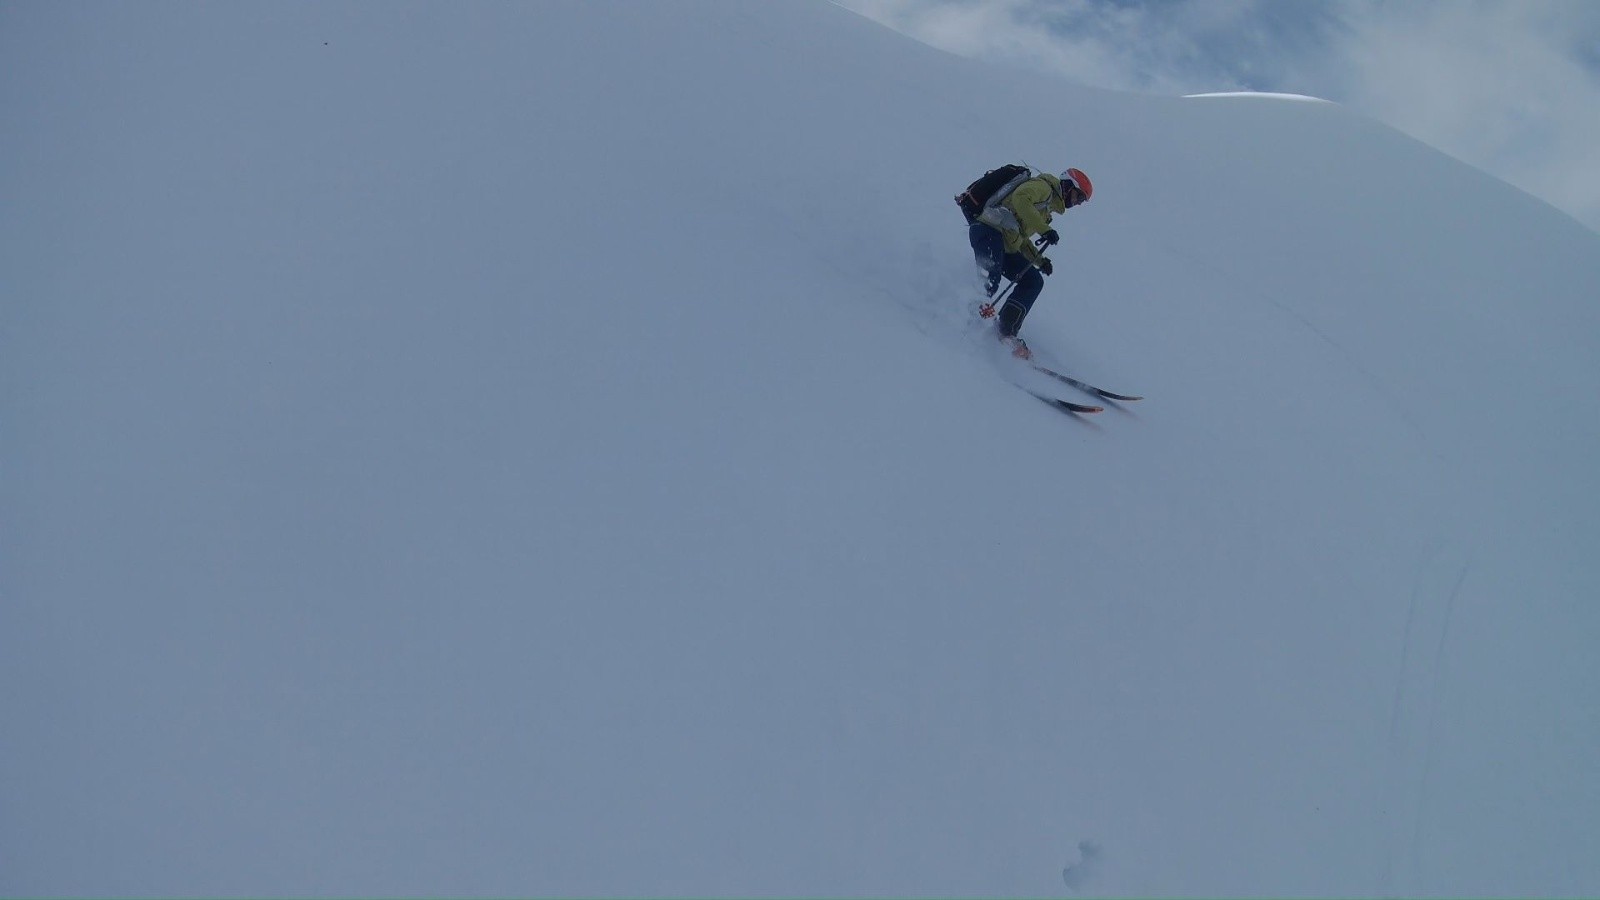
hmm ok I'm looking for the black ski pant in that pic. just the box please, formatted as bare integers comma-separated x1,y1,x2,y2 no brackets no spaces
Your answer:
969,222,1043,337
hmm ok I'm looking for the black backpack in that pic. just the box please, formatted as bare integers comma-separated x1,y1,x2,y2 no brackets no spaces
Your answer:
956,164,1031,224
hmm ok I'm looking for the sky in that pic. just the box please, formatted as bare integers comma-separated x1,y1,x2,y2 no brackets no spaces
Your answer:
838,0,1600,234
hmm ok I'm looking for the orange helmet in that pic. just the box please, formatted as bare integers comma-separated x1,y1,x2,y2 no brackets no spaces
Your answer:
1061,167,1093,204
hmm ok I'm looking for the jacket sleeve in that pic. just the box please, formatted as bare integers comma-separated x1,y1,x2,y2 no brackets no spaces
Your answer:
1007,179,1054,262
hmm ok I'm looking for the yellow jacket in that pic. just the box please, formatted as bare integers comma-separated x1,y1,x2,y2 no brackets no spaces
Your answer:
977,173,1066,264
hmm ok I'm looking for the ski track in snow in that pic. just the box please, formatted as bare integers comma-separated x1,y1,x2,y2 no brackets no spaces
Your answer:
1060,839,1104,892
1408,555,1471,886
1382,544,1474,894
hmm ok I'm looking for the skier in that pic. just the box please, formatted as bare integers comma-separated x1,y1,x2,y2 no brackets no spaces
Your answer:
969,167,1093,359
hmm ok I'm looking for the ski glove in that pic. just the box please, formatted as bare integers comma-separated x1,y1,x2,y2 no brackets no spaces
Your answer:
1040,229,1060,247
1038,258,1054,276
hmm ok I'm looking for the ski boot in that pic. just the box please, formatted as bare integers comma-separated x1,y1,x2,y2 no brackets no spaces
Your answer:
998,332,1032,360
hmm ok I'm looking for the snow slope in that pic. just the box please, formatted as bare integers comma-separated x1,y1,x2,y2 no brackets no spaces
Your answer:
4,2,1598,896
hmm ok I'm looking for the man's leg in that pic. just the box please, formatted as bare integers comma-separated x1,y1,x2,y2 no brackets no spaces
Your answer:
996,255,1043,337
968,223,1004,296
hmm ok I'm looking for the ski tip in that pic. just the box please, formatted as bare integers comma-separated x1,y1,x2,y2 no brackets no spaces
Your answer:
1023,388,1102,415
1060,402,1104,414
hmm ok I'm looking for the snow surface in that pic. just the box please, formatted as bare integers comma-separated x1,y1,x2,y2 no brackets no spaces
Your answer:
4,1,1599,896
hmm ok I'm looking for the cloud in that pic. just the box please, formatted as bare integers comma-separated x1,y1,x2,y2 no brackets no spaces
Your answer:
839,0,1600,233
1329,3,1600,232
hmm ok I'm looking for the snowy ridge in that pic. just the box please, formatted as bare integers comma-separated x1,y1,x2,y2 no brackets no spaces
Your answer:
1185,90,1332,102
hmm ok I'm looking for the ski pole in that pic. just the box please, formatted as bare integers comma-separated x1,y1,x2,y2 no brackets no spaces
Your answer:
979,280,1018,319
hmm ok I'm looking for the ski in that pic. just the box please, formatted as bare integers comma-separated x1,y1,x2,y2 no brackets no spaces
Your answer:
1030,364,1143,402
1024,388,1103,415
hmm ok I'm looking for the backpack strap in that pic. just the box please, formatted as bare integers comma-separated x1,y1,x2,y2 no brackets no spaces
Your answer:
986,170,1034,210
